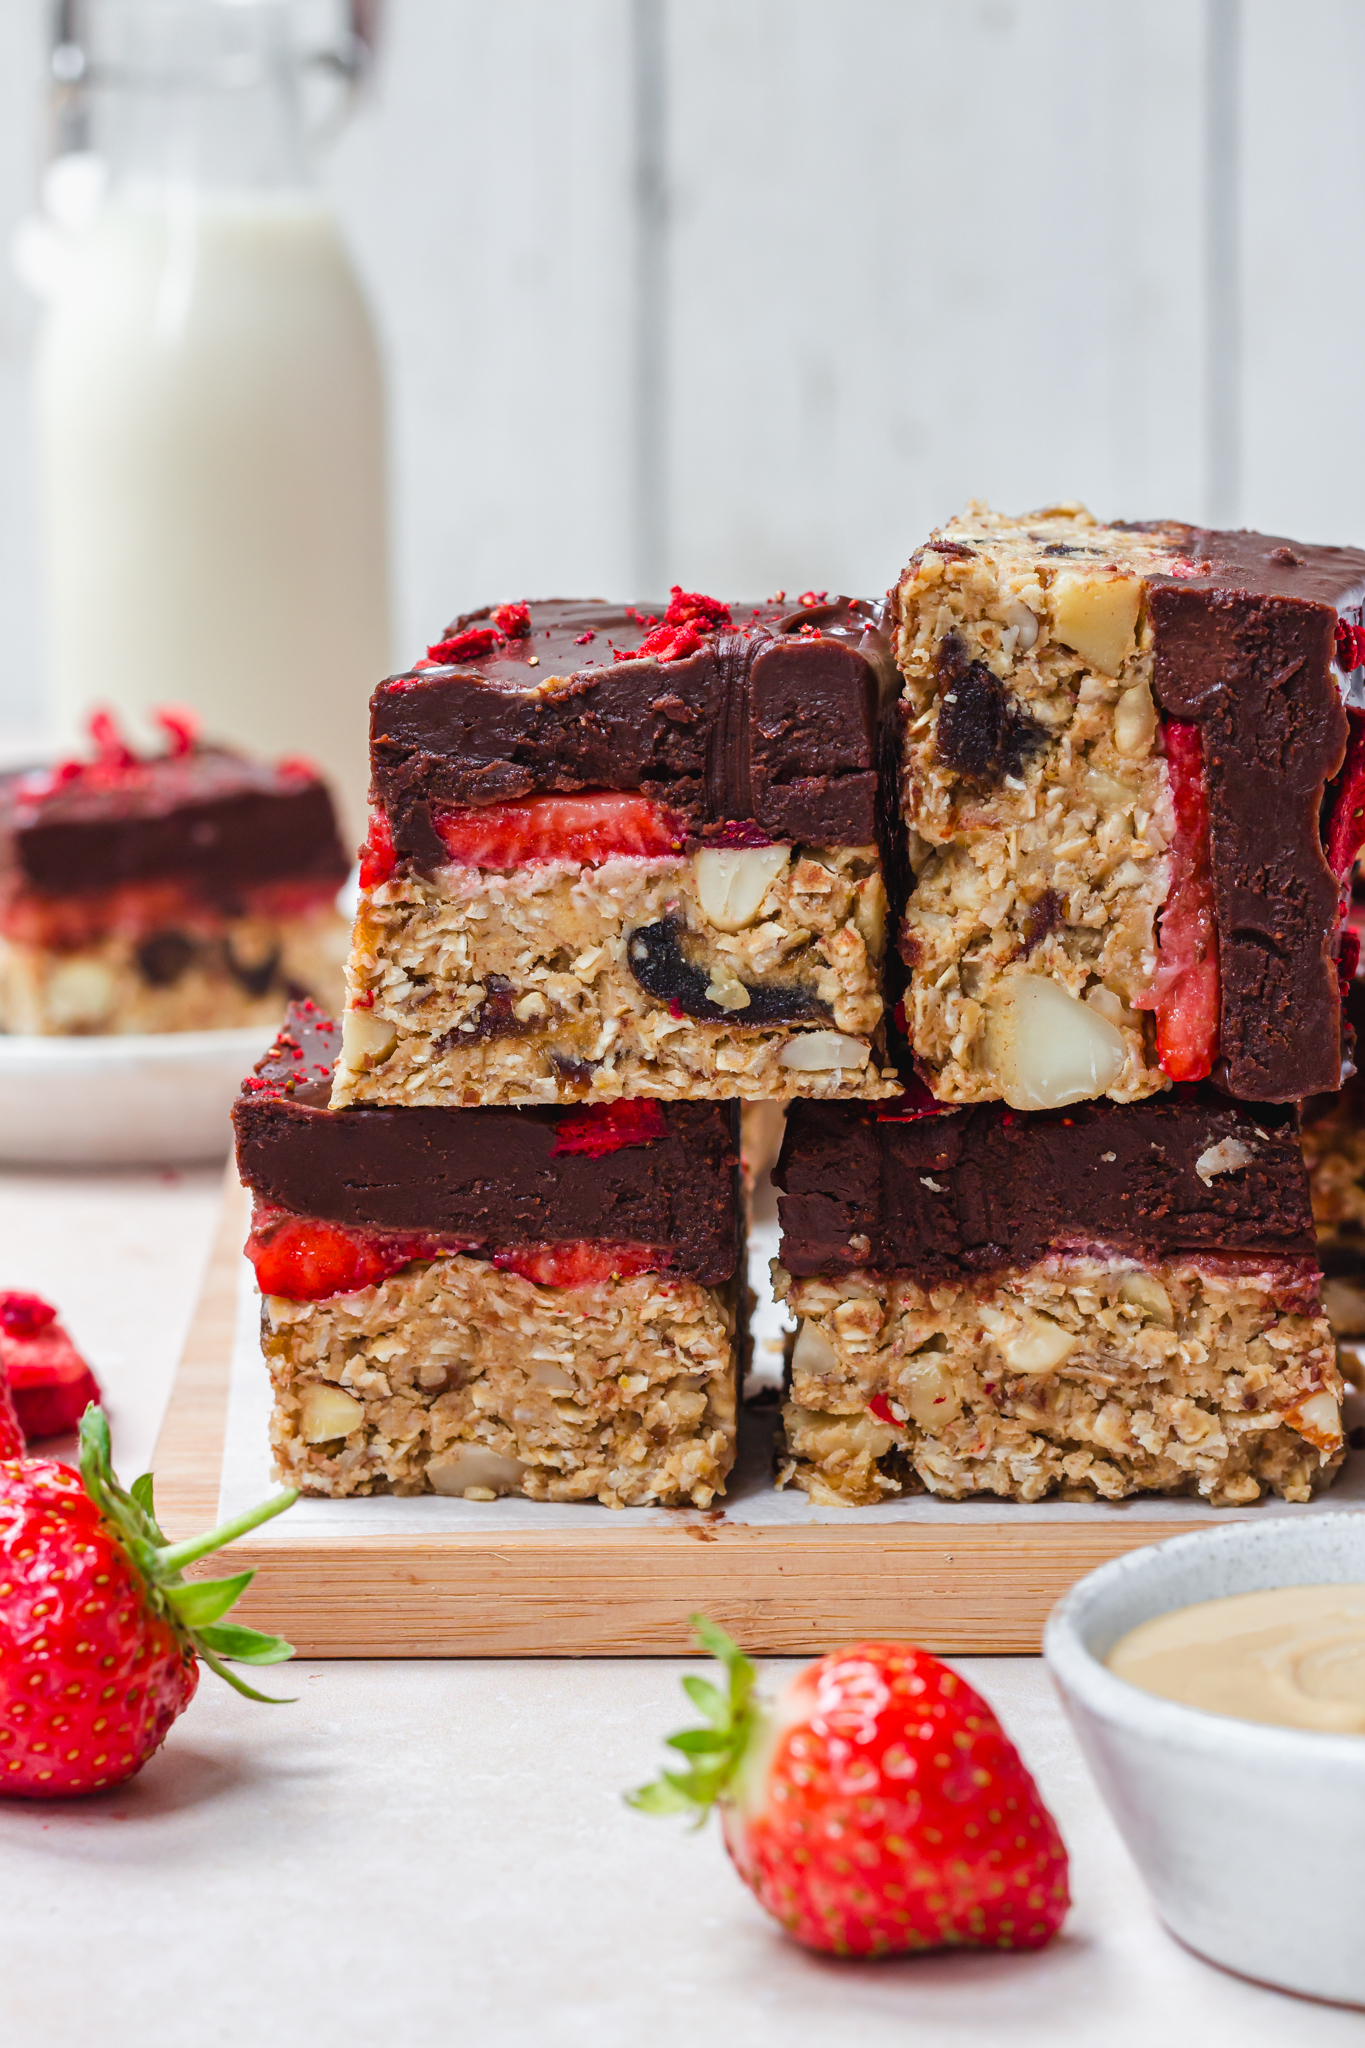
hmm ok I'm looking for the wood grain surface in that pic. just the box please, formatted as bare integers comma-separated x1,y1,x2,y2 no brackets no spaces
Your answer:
154,1170,1217,1658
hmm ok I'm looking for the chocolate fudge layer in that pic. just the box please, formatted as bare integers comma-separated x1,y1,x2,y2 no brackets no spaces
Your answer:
895,505,1365,1108
235,1005,739,1283
233,1009,741,1508
774,1093,1341,1509
0,724,349,1033
334,593,900,1108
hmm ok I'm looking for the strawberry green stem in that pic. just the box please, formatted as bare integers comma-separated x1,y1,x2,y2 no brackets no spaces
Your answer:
628,1614,761,1821
76,1404,299,1704
157,1487,297,1573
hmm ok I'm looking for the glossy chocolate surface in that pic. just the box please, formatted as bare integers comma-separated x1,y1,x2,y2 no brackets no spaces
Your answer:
776,1093,1316,1280
370,597,895,868
233,1007,741,1285
0,746,349,900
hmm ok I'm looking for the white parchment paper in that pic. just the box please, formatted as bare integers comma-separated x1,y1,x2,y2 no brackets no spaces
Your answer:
217,1211,1365,1541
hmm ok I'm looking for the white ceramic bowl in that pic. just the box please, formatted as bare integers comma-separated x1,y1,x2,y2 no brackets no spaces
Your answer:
0,1025,274,1166
1045,1514,1365,2006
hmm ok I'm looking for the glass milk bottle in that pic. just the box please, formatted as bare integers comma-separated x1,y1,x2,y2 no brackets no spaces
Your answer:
34,0,390,840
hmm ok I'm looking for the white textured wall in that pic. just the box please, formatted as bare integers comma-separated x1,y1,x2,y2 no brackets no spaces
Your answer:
0,0,1362,737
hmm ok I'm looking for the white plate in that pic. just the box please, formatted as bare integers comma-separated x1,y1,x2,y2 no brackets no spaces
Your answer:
0,1025,275,1166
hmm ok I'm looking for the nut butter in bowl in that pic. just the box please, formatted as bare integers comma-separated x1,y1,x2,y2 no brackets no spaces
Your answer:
1044,1514,1365,2007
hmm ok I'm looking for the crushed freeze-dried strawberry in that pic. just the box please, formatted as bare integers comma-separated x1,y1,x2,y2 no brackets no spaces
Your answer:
0,1291,58,1338
493,1241,664,1288
797,590,828,608
433,791,684,870
1336,620,1365,673
575,631,597,645
88,708,138,769
1142,721,1220,1081
867,1394,904,1428
491,601,532,640
359,808,397,889
1325,709,1365,880
427,625,503,664
153,704,200,755
615,586,732,662
1339,924,1361,1006
1166,556,1213,580
551,1100,668,1158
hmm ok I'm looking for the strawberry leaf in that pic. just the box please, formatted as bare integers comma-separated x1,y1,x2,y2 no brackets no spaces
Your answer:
164,1571,256,1627
627,1613,763,1822
196,1621,294,1665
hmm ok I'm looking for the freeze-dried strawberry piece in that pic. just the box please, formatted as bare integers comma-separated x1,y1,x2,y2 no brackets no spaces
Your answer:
88,707,138,769
1145,721,1220,1082
359,808,397,889
616,586,732,662
493,1241,664,1288
491,601,531,639
867,1393,903,1428
877,1073,949,1122
153,704,200,755
1326,710,1365,881
551,1100,668,1158
426,624,503,664
0,1294,102,1440
0,1291,58,1338
433,792,684,870
1336,619,1365,673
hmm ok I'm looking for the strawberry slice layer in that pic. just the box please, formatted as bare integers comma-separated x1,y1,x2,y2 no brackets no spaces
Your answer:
1144,720,1220,1082
1325,709,1365,882
493,1241,665,1288
550,1100,668,1158
246,1209,463,1302
433,792,684,871
245,1209,666,1301
359,807,397,889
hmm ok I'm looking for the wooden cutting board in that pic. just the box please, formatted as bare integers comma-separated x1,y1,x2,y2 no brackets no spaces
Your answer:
152,1171,1293,1658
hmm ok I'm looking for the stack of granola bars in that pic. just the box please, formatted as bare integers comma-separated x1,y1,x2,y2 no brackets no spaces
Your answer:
233,508,1365,1514
233,592,901,1504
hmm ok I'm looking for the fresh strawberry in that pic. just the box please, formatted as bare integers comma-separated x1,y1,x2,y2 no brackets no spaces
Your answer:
0,1356,21,1461
1145,720,1220,1081
432,792,684,870
0,1408,296,1798
493,1241,664,1288
631,1618,1069,1957
0,1291,102,1440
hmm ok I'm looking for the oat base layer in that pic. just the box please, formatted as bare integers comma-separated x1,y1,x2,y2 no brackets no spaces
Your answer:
895,504,1180,1106
0,902,347,1034
777,1251,1342,1508
332,848,897,1106
264,1254,738,1508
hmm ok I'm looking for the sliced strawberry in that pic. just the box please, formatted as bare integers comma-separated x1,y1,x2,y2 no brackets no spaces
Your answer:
1145,720,1220,1081
246,1211,438,1302
432,792,684,870
550,1100,668,1158
493,1241,664,1288
1325,709,1365,882
632,1620,1070,1957
358,808,397,890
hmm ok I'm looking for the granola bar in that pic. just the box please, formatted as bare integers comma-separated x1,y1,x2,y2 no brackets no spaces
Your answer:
773,1092,1342,1507
233,1005,742,1506
331,594,902,1107
0,715,349,1033
893,506,1365,1108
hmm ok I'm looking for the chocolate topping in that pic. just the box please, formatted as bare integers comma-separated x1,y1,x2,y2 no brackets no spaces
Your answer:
776,1093,1315,1280
370,598,894,868
1142,525,1365,1102
0,745,349,901
234,1007,740,1285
